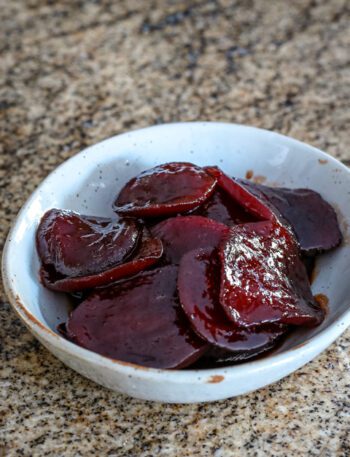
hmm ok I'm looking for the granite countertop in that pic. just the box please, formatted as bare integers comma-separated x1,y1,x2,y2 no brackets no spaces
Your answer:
1,0,350,455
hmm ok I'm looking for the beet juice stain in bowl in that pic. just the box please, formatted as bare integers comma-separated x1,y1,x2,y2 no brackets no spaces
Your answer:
36,161,341,370
5,122,350,402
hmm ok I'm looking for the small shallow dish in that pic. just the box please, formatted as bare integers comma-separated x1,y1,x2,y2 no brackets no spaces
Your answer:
3,122,350,403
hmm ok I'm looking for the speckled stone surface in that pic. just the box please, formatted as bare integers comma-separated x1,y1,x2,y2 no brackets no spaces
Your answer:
1,0,350,455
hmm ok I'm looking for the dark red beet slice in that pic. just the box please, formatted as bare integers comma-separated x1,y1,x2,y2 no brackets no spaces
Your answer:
192,340,289,368
66,266,207,369
220,221,325,327
178,247,286,359
190,188,258,226
41,229,163,292
241,180,342,254
36,209,141,277
205,167,274,221
205,167,341,254
114,162,217,217
151,215,229,264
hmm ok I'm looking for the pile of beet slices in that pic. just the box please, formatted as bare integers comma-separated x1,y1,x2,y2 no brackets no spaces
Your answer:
36,162,342,369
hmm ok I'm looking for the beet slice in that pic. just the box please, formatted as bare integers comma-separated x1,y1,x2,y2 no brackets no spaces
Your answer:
37,209,141,277
241,180,342,254
66,266,207,369
205,167,274,221
151,215,229,264
40,229,163,292
190,188,258,226
220,221,325,327
192,341,288,368
178,247,286,359
114,162,217,217
205,167,341,254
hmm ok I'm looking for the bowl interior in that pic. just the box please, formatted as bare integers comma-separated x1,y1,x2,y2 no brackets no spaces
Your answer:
5,122,350,358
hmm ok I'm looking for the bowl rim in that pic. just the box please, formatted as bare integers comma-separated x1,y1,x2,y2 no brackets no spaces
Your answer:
3,121,350,382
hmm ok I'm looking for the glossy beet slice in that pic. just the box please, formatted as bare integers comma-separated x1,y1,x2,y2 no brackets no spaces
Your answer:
220,221,324,327
66,266,207,369
37,209,141,277
242,180,342,254
178,247,286,358
192,340,288,368
114,162,217,217
41,230,163,292
151,215,229,264
190,189,258,226
205,167,274,221
205,167,339,258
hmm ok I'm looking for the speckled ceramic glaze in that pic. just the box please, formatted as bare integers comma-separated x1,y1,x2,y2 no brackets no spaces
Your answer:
3,122,350,403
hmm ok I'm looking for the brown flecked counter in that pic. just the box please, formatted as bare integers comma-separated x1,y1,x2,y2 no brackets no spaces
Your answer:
1,1,350,455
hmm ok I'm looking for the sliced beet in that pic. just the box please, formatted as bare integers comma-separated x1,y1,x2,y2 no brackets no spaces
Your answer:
219,221,325,327
41,229,163,292
66,266,207,369
114,162,217,217
178,247,286,358
190,188,258,226
205,167,342,253
241,180,342,254
205,167,274,221
150,215,229,264
192,341,288,368
36,209,141,277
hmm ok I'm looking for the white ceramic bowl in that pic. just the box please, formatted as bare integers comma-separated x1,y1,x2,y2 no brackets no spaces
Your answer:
3,122,350,403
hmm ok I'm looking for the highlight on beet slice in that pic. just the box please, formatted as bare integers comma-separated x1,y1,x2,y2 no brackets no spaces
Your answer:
66,266,208,369
178,247,286,359
41,229,163,292
241,180,342,254
190,188,258,226
150,215,229,264
219,221,325,327
114,162,217,217
205,166,274,221
36,209,141,278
